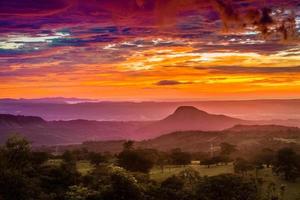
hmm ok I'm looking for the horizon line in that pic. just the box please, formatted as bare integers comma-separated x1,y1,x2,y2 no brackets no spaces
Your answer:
1,97,300,103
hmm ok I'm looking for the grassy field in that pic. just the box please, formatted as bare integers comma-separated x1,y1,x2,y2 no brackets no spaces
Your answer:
257,168,300,200
77,160,95,175
75,161,234,181
149,164,233,181
46,159,95,175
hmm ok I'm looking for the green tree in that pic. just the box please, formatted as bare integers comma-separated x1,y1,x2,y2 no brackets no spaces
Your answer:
0,136,43,200
156,175,194,200
170,148,191,166
0,169,40,200
88,152,105,166
62,150,77,164
254,148,274,168
123,140,134,151
102,170,143,200
220,142,237,156
273,148,300,181
196,174,258,200
31,151,49,167
2,135,31,170
118,149,154,173
39,163,80,198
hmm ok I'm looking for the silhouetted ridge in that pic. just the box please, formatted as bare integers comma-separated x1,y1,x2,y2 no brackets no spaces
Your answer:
133,106,250,140
227,124,300,132
173,106,208,115
163,106,210,121
1,109,300,146
0,114,45,125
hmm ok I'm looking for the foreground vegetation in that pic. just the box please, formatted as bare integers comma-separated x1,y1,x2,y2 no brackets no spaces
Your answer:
74,161,300,200
1,136,300,200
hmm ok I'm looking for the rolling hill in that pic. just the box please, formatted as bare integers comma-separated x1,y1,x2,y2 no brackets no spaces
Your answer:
134,106,250,139
1,106,300,146
2,98,300,121
60,124,300,153
0,114,149,145
0,106,250,145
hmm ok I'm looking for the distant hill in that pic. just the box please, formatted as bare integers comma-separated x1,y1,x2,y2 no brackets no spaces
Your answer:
135,106,249,139
0,114,46,126
0,106,252,145
2,98,300,121
62,124,300,153
0,97,94,104
0,107,300,146
0,114,149,145
140,124,300,152
226,124,300,133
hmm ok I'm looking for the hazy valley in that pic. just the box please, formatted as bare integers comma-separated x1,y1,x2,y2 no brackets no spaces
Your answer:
1,104,300,148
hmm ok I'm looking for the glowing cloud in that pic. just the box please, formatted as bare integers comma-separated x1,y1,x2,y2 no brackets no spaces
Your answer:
0,0,299,100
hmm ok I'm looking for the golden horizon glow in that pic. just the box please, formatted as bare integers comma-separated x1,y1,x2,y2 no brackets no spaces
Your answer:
1,0,300,100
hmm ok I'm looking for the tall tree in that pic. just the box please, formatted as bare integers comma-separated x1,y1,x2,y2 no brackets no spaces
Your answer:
2,135,31,170
123,140,134,151
102,171,143,200
88,152,105,166
118,149,154,173
234,158,254,175
254,148,275,168
0,136,43,200
220,142,237,156
273,148,300,181
170,148,191,166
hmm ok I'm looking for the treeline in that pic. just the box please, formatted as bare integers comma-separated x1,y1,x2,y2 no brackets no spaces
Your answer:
0,136,300,200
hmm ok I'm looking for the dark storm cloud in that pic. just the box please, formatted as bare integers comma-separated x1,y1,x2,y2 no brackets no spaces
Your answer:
155,80,193,86
156,80,182,86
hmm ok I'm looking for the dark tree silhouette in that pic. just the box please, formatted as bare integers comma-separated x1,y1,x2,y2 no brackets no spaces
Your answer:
170,148,191,166
234,158,254,175
118,149,154,173
102,171,143,200
196,174,258,200
273,148,300,181
220,142,237,156
0,135,42,200
88,152,105,166
123,140,134,151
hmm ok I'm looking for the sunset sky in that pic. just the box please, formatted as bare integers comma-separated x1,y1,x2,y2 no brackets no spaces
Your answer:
0,0,299,100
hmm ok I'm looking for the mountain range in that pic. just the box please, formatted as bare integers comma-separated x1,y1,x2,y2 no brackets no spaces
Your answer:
2,98,300,121
1,106,300,146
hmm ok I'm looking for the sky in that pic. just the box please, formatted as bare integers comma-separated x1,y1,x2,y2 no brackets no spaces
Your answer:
0,0,300,100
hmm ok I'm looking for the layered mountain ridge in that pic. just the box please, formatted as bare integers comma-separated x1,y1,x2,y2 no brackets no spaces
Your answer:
0,106,299,145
